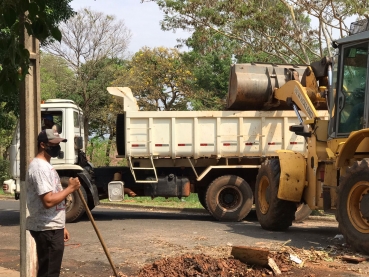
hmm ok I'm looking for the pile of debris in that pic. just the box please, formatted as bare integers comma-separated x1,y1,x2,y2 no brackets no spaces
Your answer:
117,244,369,277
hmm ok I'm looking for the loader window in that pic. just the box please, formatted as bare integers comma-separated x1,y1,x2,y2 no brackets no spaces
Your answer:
337,42,368,133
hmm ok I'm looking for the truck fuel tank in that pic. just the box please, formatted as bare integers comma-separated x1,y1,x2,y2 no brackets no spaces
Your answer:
145,175,191,198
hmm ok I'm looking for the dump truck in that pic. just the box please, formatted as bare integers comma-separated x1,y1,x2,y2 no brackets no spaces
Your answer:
234,19,369,254
3,90,327,223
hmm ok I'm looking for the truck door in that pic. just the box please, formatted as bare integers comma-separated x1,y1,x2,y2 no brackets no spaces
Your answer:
335,41,369,135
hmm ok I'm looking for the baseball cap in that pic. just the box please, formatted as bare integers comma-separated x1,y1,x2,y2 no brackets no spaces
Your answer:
43,114,53,121
38,129,67,144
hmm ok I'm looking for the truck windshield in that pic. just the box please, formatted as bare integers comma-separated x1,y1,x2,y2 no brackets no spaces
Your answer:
338,42,368,133
41,112,63,133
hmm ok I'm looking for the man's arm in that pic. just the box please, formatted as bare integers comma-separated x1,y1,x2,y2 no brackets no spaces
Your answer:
40,177,80,209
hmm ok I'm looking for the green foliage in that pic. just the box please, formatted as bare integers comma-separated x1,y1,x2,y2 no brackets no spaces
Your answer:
103,193,202,209
40,52,74,100
42,8,131,148
0,0,75,127
114,47,194,111
154,0,368,64
0,158,10,186
86,138,126,167
86,138,111,167
181,31,236,110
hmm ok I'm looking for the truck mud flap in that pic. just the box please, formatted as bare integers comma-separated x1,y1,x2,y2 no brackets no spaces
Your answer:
78,171,100,206
116,114,125,155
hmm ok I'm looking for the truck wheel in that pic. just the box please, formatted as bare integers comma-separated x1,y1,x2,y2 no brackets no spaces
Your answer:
205,175,253,222
337,159,369,254
197,190,208,211
294,203,312,222
255,159,297,230
60,177,86,223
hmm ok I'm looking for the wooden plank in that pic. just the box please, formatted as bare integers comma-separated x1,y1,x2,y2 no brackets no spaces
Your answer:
231,246,269,267
268,257,282,275
341,255,367,263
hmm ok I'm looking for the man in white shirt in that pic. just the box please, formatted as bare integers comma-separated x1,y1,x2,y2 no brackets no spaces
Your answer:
27,129,81,277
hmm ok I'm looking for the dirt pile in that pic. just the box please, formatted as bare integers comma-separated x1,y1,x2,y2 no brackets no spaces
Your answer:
135,254,269,277
117,245,369,277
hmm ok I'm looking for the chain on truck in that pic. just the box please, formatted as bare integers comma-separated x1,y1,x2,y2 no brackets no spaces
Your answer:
3,18,369,255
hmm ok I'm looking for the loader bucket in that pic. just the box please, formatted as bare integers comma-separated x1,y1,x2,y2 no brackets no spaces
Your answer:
227,63,307,111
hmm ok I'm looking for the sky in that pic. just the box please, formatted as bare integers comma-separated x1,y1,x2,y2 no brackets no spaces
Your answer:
70,0,191,54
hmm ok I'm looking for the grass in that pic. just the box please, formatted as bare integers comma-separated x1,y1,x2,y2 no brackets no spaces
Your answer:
101,193,204,209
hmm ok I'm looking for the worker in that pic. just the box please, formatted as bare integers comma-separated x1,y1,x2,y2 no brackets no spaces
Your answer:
26,129,81,277
43,114,62,133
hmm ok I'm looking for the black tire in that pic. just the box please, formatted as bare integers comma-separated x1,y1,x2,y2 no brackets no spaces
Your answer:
337,159,369,254
255,159,297,230
87,184,98,211
197,189,208,211
294,203,312,222
61,177,87,223
116,114,125,156
205,175,253,222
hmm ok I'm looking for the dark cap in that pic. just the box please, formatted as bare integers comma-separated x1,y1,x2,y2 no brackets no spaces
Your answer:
38,129,67,144
43,114,53,121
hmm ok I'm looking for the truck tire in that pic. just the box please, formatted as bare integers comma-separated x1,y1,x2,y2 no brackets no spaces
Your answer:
336,159,369,254
61,177,87,223
116,114,125,156
205,175,253,222
294,203,312,222
255,159,297,230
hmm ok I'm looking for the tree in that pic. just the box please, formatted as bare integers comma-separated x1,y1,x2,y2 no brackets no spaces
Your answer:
40,52,74,100
113,47,194,111
153,0,368,65
43,8,132,148
0,0,74,122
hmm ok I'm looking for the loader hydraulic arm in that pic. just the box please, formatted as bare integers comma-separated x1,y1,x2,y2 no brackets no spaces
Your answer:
273,68,321,121
273,56,331,121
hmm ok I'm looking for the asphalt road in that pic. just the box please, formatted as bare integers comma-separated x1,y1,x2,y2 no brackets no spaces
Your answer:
0,199,343,276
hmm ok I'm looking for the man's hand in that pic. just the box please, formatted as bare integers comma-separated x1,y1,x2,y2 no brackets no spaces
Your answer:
40,177,81,208
68,177,81,192
64,228,70,242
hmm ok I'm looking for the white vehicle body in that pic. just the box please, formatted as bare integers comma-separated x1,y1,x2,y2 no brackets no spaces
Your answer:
3,99,85,196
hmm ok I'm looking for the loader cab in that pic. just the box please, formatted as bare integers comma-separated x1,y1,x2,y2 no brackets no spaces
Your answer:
330,24,369,138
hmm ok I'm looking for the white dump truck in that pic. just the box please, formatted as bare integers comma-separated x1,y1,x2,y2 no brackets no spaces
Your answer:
3,63,328,223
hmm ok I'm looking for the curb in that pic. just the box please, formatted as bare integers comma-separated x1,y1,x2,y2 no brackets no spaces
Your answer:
98,202,337,221
0,196,336,222
99,201,208,214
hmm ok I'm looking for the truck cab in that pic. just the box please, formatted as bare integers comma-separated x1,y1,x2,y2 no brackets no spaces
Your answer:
3,99,84,197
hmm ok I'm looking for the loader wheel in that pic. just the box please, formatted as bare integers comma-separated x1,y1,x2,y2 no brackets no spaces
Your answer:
197,189,208,211
337,159,369,254
61,177,87,223
294,203,312,222
255,159,297,230
205,175,253,222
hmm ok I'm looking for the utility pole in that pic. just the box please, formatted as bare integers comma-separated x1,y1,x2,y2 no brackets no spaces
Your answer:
19,25,41,276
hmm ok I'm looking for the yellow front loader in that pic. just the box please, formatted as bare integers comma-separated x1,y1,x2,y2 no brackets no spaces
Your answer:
234,20,369,254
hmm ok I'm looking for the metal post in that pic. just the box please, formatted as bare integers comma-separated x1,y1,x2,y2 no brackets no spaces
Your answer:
19,29,40,276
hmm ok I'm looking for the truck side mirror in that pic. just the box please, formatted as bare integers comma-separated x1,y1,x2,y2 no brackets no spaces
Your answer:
58,151,64,159
74,137,83,150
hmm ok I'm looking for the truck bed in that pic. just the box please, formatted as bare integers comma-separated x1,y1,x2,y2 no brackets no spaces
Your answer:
120,110,329,159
